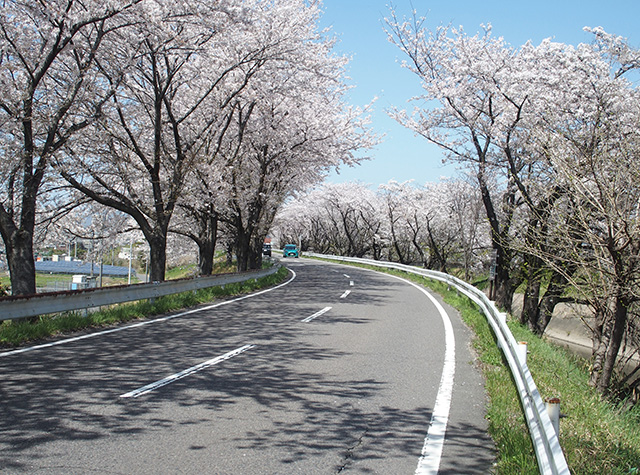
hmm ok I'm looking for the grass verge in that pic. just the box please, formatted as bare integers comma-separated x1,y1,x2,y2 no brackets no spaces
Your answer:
0,266,289,348
316,259,640,475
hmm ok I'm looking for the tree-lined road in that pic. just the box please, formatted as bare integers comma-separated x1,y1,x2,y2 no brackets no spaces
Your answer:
0,259,494,474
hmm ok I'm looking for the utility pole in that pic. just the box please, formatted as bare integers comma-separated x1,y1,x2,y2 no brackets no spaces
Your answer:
127,237,133,284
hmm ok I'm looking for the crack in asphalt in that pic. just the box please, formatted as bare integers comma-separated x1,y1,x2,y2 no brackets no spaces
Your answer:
337,428,369,473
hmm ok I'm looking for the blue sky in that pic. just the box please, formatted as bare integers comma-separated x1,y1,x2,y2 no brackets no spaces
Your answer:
319,0,640,187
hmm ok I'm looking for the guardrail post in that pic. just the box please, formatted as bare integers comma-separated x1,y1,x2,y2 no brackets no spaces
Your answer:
497,311,507,324
517,341,528,366
546,397,561,437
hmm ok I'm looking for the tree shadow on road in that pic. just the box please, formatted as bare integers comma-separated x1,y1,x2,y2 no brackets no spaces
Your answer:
0,264,494,473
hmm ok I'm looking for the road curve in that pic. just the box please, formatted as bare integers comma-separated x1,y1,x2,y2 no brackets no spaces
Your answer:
0,258,494,474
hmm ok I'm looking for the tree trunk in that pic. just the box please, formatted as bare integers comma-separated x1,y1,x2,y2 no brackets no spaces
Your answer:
537,293,558,335
596,296,629,394
147,232,167,282
426,224,447,273
521,252,545,334
198,240,215,276
477,167,514,313
493,257,514,312
521,276,541,332
411,235,427,268
4,230,37,295
0,157,40,296
390,224,407,264
589,307,612,388
248,235,263,270
197,214,218,276
225,241,234,266
537,269,570,334
235,227,250,272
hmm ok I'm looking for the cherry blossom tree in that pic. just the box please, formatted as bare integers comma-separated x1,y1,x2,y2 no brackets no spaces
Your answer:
319,182,382,258
217,94,373,270
378,179,488,272
385,13,611,324
173,0,375,272
271,197,314,251
171,173,223,275
387,10,640,394
422,179,490,273
378,181,417,265
276,177,489,275
52,0,374,278
524,30,640,393
0,0,140,294
444,176,489,279
385,15,529,311
55,0,288,282
273,182,381,258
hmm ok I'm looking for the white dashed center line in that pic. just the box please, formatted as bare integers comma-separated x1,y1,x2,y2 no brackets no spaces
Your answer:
120,344,256,398
301,307,332,323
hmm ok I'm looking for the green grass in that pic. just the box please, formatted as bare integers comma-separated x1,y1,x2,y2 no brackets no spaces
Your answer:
312,258,640,475
507,323,640,475
0,266,289,348
164,263,198,280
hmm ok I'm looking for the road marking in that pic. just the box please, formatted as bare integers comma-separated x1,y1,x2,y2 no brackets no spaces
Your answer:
301,307,332,323
352,267,455,474
343,274,350,278
120,344,256,398
340,290,351,299
0,270,297,358
397,279,455,475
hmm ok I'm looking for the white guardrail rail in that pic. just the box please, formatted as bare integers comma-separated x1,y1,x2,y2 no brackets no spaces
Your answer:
0,266,280,322
307,253,569,475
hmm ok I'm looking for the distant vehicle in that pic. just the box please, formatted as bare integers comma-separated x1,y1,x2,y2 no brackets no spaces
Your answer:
282,244,299,258
262,243,272,257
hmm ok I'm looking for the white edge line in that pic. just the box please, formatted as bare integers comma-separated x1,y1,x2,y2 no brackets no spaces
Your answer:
395,277,455,475
0,270,297,358
345,267,455,474
120,344,256,398
301,306,332,323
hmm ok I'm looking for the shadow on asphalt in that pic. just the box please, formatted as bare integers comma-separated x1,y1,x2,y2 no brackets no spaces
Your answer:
0,261,499,473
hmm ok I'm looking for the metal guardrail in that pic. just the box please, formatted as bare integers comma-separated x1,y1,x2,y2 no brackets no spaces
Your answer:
0,266,280,322
307,253,569,475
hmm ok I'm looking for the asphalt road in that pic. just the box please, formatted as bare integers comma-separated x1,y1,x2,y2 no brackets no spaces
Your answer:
0,258,495,474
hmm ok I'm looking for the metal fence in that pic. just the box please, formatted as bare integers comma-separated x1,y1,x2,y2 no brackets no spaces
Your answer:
0,266,280,322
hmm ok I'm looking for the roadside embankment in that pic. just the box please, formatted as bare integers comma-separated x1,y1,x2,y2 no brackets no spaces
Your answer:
511,295,639,383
